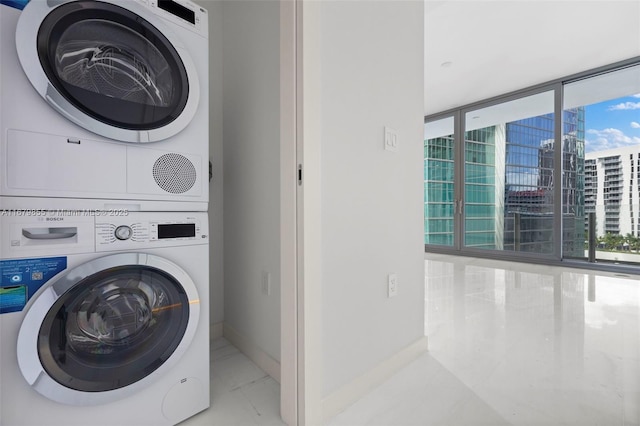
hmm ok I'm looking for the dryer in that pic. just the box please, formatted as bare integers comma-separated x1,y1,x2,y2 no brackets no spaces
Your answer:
0,211,209,425
0,0,209,210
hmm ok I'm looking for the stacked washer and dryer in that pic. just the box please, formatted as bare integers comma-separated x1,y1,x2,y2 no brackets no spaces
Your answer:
0,0,210,424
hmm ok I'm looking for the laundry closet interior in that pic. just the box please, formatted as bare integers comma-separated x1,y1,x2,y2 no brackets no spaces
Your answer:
0,0,287,424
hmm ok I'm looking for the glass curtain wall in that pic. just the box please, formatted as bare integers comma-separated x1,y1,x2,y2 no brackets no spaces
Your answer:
424,60,640,268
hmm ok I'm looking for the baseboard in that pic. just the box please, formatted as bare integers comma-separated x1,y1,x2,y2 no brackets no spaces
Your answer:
223,322,281,383
322,336,429,422
210,322,224,340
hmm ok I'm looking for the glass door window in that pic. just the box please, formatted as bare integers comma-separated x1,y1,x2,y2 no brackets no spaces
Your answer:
463,91,556,254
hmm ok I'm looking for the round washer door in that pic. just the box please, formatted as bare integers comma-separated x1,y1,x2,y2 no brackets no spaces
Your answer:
15,0,200,143
17,253,201,406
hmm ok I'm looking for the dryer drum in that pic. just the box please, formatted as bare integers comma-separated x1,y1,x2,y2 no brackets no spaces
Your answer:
55,29,172,107
36,1,189,130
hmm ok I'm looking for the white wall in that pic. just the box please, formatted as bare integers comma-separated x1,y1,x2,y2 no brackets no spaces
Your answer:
221,0,281,363
199,0,424,416
317,0,425,397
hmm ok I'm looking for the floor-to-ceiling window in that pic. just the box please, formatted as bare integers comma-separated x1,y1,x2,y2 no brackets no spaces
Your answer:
424,60,640,269
564,64,640,264
463,90,557,254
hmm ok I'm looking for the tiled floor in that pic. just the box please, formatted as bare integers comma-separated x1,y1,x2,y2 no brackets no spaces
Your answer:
329,254,640,425
180,338,285,425
187,255,640,425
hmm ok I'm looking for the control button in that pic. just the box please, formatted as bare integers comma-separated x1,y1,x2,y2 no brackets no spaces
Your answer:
114,225,133,241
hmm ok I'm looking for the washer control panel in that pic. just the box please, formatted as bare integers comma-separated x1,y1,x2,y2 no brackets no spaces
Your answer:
96,214,206,250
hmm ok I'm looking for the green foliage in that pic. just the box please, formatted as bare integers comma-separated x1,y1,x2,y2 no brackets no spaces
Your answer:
597,232,640,252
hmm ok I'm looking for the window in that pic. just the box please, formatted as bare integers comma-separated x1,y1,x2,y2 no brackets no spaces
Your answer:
425,60,640,267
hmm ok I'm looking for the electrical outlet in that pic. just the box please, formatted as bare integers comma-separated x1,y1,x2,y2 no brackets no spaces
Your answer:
388,273,398,297
262,271,271,296
384,126,398,152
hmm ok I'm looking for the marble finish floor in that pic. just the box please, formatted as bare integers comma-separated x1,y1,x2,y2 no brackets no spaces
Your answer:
184,255,639,425
180,338,285,425
329,255,640,425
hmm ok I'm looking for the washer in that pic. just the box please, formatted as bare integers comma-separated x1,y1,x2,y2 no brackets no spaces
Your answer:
0,211,209,425
0,0,209,209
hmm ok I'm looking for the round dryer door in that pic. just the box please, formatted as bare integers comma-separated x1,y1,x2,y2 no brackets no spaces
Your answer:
15,0,200,143
16,253,201,405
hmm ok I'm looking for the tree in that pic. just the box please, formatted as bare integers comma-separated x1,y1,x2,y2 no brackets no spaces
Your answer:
628,234,640,253
602,233,623,251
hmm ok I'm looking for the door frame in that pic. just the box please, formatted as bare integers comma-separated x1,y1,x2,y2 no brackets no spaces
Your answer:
281,0,323,424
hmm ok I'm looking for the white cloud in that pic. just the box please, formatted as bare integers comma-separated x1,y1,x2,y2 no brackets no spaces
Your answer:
506,172,540,191
608,102,640,111
634,94,640,98
585,128,640,153
632,122,640,129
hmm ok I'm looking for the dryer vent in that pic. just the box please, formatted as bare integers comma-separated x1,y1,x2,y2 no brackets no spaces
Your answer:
152,153,197,194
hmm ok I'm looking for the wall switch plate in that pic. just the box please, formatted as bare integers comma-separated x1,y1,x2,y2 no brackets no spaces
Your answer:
384,126,398,152
388,273,398,297
262,271,271,296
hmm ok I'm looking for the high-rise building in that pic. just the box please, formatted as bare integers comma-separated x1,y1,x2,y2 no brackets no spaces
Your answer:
464,126,500,249
561,108,586,257
424,108,585,255
584,146,640,238
424,135,455,246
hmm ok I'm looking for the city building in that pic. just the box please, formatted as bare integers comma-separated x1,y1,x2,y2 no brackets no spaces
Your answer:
585,145,640,238
424,109,585,256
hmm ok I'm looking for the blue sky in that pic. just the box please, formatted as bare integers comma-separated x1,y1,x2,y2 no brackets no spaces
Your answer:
584,94,640,153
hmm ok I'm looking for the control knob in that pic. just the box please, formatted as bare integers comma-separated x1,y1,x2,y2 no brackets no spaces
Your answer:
114,225,133,241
